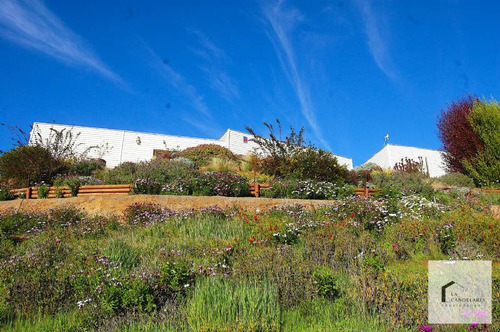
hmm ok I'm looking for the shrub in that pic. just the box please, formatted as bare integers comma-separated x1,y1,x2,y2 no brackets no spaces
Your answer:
0,186,15,201
192,172,249,197
246,120,349,183
372,171,434,198
68,159,105,176
161,178,192,195
65,177,80,197
312,268,341,300
179,144,236,168
37,184,49,199
133,178,162,195
103,162,138,184
0,145,65,187
261,179,355,200
393,157,428,176
287,148,350,183
135,159,198,184
462,100,500,188
437,94,482,173
438,173,475,188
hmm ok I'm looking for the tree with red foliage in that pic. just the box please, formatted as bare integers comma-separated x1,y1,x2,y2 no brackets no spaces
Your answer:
437,95,483,173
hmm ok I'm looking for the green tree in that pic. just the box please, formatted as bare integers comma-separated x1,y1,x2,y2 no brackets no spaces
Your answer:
462,100,500,187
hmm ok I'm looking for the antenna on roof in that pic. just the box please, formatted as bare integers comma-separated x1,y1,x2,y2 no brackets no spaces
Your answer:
384,133,389,146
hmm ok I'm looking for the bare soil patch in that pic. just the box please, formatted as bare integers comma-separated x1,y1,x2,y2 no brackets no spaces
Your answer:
0,195,336,219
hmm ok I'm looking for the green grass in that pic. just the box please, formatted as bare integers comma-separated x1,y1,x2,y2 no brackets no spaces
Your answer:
186,277,280,331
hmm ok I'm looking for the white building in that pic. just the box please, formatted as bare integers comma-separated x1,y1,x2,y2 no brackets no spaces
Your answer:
362,143,447,177
30,122,353,169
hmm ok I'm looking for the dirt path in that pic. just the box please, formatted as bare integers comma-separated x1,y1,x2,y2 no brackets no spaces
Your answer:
0,195,337,218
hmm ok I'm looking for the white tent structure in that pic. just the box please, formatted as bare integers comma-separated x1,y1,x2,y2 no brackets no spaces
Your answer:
362,143,447,177
30,122,353,169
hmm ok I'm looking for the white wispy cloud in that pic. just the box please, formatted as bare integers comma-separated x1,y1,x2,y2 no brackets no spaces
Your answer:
141,41,211,119
0,0,122,84
355,0,399,81
261,0,330,149
191,31,240,102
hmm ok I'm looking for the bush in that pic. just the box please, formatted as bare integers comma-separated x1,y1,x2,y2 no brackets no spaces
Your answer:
103,162,138,184
192,172,249,197
37,184,49,199
0,145,65,187
246,121,349,183
261,179,355,200
135,159,198,185
0,186,14,201
133,178,162,195
65,177,80,197
286,147,350,183
438,173,475,188
179,144,236,168
68,159,105,176
437,95,482,173
313,268,341,300
371,171,434,198
462,100,500,188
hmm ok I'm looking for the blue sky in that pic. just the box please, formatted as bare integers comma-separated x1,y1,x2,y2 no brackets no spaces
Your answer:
1,0,499,165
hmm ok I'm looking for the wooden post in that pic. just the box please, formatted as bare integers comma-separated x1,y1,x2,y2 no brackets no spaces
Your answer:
254,183,260,198
364,187,369,198
26,187,31,200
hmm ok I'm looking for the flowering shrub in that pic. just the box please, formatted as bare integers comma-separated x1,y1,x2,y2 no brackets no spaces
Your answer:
133,178,162,195
124,203,175,225
261,180,355,200
161,177,192,195
192,172,249,197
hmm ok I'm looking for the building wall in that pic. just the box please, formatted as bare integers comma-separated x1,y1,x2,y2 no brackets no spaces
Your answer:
30,122,353,170
31,122,226,168
363,144,447,177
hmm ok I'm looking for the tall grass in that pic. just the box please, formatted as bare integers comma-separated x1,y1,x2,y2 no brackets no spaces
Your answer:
202,157,238,172
186,277,280,331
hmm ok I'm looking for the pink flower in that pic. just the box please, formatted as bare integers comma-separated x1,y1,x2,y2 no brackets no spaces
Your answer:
419,325,433,331
392,243,400,250
55,238,61,244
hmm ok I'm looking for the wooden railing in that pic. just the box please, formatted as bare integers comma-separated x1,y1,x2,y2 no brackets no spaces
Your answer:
9,183,379,200
10,184,131,199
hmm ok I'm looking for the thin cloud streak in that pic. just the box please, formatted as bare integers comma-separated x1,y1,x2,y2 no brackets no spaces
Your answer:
356,0,399,81
0,0,122,84
191,31,240,102
141,41,211,118
261,0,330,149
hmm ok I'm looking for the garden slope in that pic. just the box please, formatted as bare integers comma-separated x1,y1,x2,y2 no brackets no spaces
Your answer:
0,195,339,218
